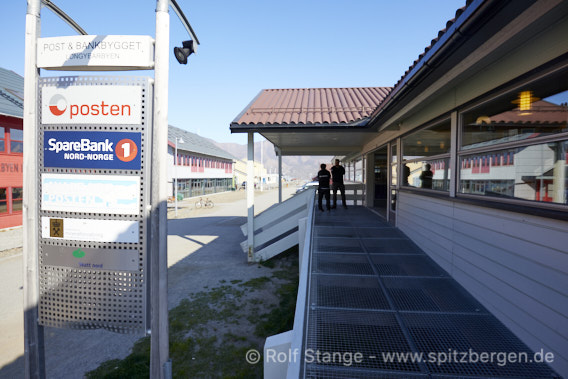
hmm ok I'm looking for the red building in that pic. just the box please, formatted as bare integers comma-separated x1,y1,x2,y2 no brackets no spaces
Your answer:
0,67,24,229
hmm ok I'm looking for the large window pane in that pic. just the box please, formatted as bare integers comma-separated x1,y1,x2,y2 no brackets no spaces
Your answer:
403,121,451,158
402,121,451,191
459,141,568,204
462,85,568,150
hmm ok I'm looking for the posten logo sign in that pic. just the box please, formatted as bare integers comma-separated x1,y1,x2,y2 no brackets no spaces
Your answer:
42,85,142,125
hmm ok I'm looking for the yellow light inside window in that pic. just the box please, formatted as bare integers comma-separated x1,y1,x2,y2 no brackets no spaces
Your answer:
519,91,533,111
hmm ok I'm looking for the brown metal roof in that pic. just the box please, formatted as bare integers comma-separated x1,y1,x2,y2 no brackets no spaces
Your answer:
231,87,391,127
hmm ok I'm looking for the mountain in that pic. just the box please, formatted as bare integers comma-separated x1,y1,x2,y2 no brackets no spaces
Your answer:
210,139,333,180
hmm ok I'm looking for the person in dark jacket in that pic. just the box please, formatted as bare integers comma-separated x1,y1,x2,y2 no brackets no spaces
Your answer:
330,159,347,209
419,163,433,189
317,163,331,211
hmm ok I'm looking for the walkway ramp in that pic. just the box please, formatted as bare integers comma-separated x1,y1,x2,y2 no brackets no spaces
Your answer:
240,188,314,262
271,205,559,378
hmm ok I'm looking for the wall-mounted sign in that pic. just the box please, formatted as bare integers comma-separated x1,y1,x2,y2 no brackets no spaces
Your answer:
44,131,141,170
42,245,139,271
41,85,142,125
41,217,139,243
37,35,154,71
41,173,140,215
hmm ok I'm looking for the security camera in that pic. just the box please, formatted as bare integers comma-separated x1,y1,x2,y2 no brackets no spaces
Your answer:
174,40,195,65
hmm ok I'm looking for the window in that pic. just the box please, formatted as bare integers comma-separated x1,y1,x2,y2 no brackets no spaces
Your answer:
402,120,451,191
12,187,23,212
10,129,23,153
459,66,568,205
0,188,6,214
0,126,5,153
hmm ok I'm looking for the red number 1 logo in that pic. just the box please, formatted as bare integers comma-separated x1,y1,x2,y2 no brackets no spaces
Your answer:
115,139,138,162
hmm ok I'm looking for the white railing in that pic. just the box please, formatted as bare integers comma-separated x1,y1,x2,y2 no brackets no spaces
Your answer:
264,190,315,379
342,182,366,206
263,183,365,377
240,188,315,262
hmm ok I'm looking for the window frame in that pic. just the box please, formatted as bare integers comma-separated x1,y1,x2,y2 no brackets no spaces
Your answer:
0,187,7,214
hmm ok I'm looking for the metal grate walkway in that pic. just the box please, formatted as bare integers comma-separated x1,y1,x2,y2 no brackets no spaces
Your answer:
302,206,559,378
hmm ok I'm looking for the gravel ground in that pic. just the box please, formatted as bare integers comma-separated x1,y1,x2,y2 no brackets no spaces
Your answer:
0,186,298,378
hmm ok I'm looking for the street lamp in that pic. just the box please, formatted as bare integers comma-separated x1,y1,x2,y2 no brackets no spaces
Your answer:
175,136,184,217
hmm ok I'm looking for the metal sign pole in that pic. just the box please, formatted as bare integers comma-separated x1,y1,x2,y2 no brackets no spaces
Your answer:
151,0,171,377
23,1,45,377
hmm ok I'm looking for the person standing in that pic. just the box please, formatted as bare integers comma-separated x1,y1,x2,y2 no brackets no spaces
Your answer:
330,159,347,209
317,163,331,211
419,163,433,189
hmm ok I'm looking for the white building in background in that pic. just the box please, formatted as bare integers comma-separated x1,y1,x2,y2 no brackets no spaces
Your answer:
167,125,236,198
233,159,267,189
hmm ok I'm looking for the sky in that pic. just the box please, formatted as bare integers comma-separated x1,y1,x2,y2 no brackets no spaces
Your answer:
1,0,464,145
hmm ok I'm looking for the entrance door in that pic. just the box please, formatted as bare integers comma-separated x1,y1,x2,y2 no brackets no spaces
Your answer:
373,147,388,218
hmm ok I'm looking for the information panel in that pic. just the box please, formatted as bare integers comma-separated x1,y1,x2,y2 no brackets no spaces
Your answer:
41,217,139,243
42,245,139,271
41,173,140,214
38,75,150,333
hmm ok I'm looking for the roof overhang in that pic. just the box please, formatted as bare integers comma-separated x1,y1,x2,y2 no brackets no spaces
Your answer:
230,123,376,156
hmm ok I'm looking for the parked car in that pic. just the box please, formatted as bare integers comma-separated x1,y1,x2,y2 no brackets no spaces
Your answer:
295,181,318,194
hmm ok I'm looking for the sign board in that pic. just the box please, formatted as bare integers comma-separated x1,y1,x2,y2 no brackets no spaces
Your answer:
42,245,139,271
38,75,150,333
41,173,140,215
37,35,154,71
41,85,142,125
41,217,139,243
43,131,142,170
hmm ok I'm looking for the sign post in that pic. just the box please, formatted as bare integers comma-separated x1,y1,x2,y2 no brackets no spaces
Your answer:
23,2,198,378
151,1,171,376
23,1,44,377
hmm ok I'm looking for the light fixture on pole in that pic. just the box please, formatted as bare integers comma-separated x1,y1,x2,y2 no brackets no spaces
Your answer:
174,137,184,217
174,40,195,64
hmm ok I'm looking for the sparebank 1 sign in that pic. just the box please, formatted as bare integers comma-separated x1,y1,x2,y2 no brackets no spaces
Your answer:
41,85,142,125
44,131,141,170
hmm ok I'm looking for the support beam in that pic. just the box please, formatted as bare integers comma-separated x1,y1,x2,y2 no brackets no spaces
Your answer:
276,147,282,203
150,1,170,378
23,1,45,377
247,132,255,262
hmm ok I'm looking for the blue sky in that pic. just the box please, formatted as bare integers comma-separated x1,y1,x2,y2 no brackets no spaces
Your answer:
1,0,463,144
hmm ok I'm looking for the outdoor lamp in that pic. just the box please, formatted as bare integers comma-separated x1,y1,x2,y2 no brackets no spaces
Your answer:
174,40,195,64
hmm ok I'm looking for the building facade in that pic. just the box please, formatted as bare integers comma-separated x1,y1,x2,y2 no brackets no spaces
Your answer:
168,125,235,198
231,1,568,375
0,68,24,229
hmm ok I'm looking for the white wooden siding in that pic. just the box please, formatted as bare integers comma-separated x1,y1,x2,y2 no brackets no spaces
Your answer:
397,191,568,375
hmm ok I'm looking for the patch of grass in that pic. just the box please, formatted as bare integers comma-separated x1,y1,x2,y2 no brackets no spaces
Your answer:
258,259,275,268
255,273,299,337
239,276,270,290
86,254,299,379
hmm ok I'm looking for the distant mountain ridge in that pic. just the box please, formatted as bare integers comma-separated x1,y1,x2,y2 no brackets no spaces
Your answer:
209,139,333,180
